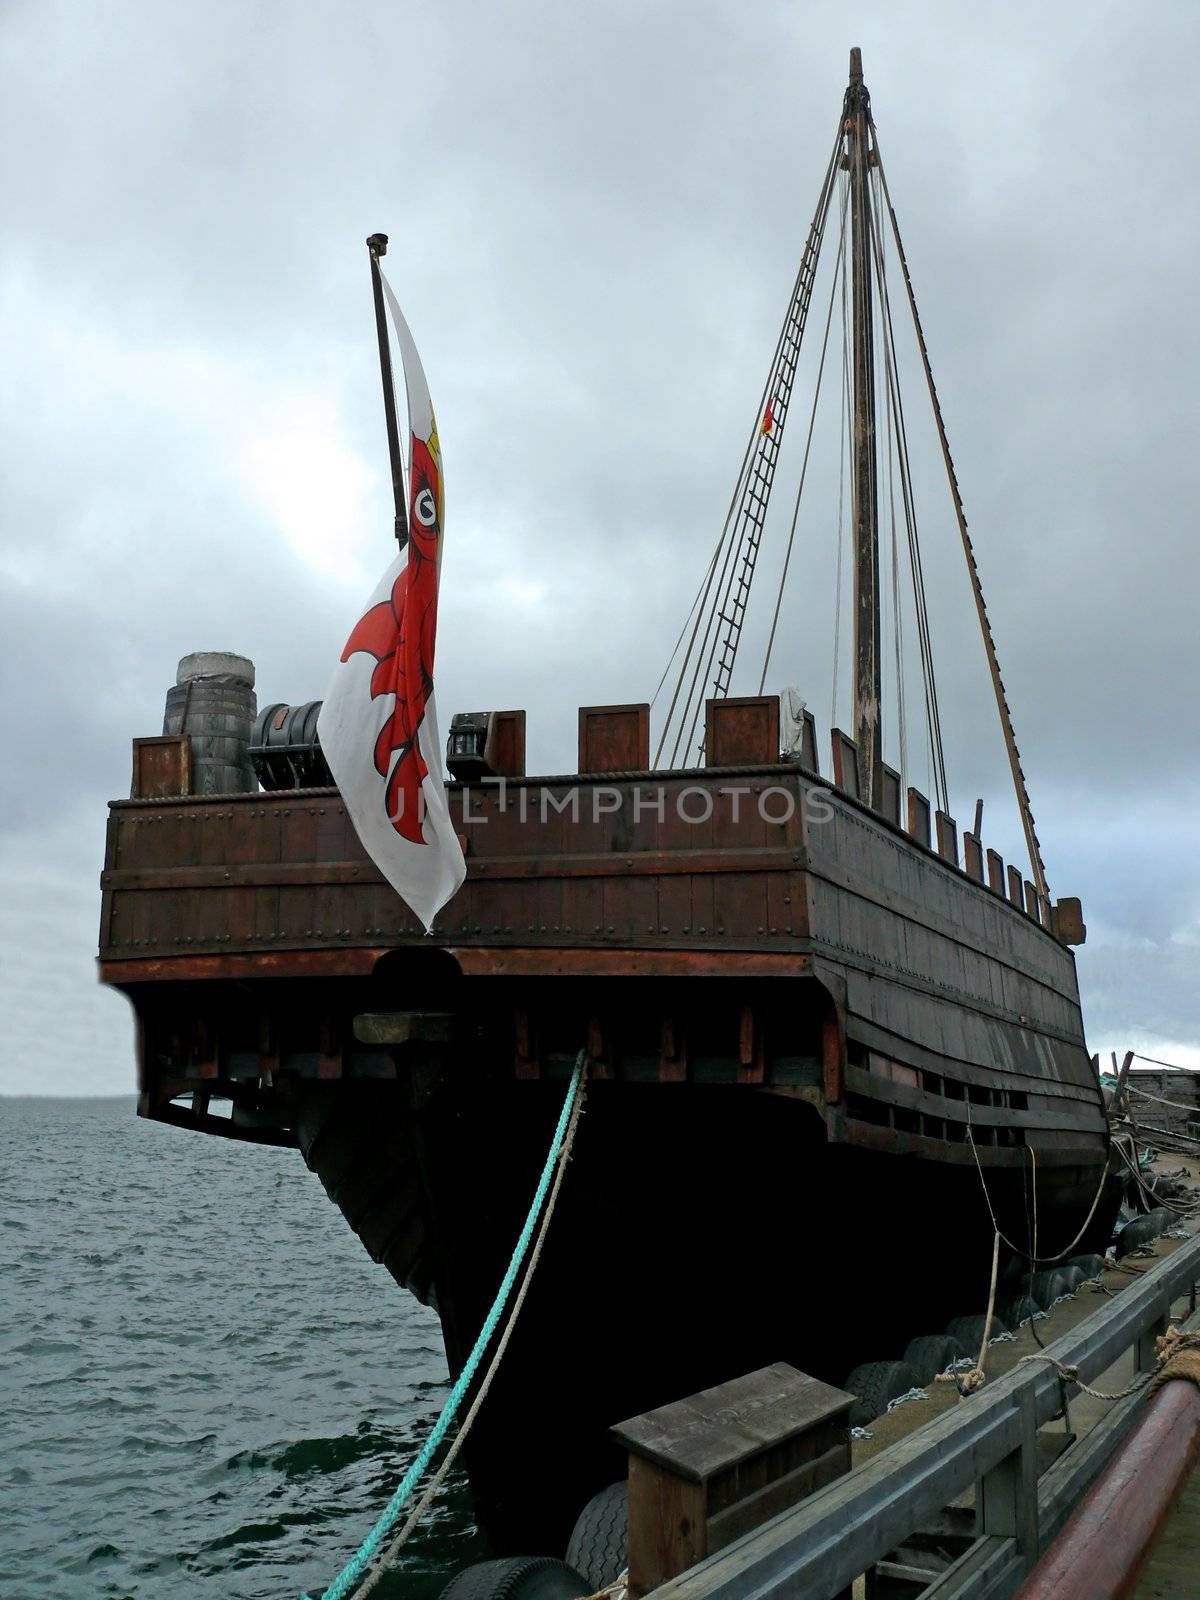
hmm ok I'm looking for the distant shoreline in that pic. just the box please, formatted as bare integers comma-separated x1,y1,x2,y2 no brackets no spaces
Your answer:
0,1093,138,1102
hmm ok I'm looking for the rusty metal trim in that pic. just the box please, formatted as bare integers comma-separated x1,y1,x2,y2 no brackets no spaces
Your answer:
105,763,830,811
101,846,806,894
448,947,814,979
99,946,816,985
99,948,389,984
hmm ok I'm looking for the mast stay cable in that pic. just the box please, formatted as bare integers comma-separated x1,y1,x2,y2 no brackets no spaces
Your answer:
758,174,850,693
871,123,1050,897
655,118,845,767
673,133,842,765
649,540,721,711
866,162,950,813
881,288,909,788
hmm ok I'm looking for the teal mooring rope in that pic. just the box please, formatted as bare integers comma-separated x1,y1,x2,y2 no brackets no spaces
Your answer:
302,1051,587,1600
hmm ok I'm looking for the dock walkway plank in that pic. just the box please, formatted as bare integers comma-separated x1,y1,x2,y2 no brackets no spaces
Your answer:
1132,1463,1200,1598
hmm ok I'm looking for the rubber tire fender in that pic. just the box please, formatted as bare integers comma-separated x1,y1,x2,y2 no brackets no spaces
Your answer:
945,1314,1010,1350
843,1360,923,1429
996,1294,1039,1330
1068,1253,1107,1280
439,1557,591,1600
1116,1217,1156,1256
565,1481,628,1589
999,1253,1034,1289
902,1334,966,1386
1028,1270,1068,1310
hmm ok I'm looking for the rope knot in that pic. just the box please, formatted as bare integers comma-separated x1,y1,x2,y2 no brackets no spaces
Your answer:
953,1365,987,1396
1152,1327,1200,1391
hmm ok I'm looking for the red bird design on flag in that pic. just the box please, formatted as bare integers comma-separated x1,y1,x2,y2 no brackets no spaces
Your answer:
339,434,441,845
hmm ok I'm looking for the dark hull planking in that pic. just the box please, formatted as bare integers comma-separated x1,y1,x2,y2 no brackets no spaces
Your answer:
293,1074,1113,1553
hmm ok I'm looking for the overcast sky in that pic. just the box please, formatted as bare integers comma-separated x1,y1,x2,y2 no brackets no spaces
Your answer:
2,1,1196,1095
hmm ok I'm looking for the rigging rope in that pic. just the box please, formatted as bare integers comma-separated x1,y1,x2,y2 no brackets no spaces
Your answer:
1111,1136,1200,1221
866,163,948,813
1136,1053,1200,1074
304,1054,587,1600
758,174,850,694
655,117,845,766
650,542,721,711
876,205,908,789
676,145,842,763
871,122,1049,897
1126,1082,1200,1117
655,447,756,759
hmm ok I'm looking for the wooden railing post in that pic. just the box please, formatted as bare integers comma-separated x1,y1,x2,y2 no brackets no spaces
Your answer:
1136,1296,1169,1373
977,1386,1040,1565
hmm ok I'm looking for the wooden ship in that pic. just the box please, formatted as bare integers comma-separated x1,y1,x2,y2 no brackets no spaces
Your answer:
97,51,1115,1559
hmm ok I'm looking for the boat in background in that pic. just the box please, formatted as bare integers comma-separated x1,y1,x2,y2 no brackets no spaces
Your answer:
98,50,1117,1560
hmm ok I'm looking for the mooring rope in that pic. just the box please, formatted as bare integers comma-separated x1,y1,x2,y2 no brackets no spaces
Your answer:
1135,1053,1200,1074
350,1059,590,1598
1126,1081,1200,1117
1110,1137,1200,1222
302,1052,588,1600
963,1118,1114,1266
1019,1326,1200,1402
937,1230,1001,1396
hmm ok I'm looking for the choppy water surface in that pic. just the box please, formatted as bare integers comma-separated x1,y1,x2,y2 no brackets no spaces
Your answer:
1,1098,486,1599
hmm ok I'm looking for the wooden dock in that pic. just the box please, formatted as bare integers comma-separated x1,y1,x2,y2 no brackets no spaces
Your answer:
1132,1461,1200,1598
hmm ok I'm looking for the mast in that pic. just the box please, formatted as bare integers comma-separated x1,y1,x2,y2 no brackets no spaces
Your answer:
846,48,883,808
366,233,409,549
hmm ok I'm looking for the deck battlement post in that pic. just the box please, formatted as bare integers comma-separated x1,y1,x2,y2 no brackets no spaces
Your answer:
578,704,650,773
704,696,781,766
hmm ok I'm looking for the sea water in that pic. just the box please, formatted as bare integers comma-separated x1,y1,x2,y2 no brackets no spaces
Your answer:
1,1097,485,1598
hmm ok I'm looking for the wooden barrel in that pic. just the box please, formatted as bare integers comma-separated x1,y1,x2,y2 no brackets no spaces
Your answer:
163,651,257,795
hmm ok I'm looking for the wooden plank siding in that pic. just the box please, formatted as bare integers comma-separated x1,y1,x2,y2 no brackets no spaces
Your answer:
801,781,1106,1155
102,774,811,959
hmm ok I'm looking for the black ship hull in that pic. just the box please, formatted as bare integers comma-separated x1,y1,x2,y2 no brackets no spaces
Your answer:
293,1070,1115,1554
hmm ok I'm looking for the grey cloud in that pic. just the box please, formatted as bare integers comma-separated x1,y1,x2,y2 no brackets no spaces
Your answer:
2,0,1197,1090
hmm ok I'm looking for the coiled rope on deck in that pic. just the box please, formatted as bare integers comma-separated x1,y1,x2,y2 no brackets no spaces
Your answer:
303,1052,589,1600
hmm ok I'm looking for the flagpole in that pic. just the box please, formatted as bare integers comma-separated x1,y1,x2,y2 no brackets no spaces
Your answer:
366,233,409,549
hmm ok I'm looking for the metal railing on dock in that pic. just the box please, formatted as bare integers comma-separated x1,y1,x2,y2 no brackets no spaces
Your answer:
649,1234,1200,1600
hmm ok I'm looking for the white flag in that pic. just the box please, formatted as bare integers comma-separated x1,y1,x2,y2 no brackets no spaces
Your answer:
318,279,465,932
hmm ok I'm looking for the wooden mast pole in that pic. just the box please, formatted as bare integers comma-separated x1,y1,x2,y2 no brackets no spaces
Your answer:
366,233,409,550
846,48,883,809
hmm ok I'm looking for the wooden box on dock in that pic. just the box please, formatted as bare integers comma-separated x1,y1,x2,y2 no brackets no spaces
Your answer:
613,1361,853,1596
